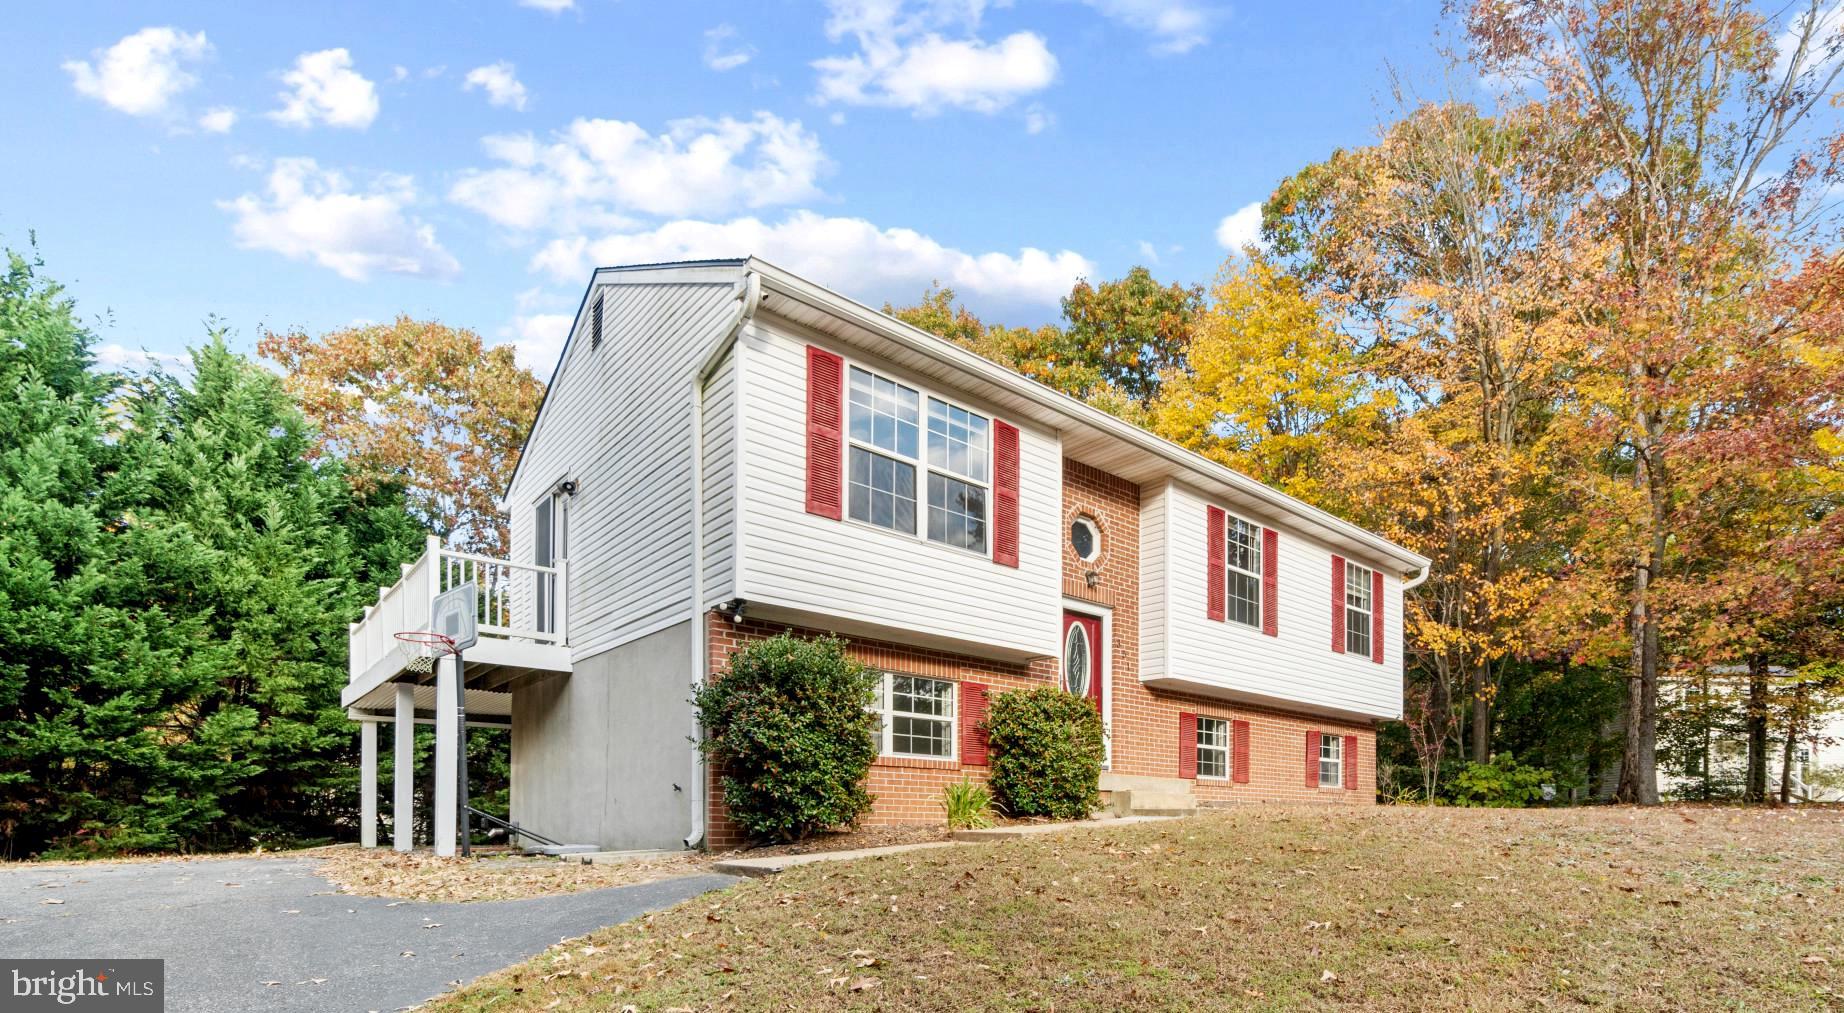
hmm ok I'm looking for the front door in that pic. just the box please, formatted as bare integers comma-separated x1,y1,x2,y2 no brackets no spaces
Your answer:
1062,611,1103,709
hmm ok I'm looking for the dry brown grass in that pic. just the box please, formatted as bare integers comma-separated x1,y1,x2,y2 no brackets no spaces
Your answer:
316,848,710,902
429,805,1844,1011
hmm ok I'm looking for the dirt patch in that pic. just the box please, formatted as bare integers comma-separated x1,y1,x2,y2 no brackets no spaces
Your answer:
315,848,711,902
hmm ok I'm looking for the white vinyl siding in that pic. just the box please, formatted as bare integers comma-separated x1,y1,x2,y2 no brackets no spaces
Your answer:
732,314,1061,659
701,347,738,602
507,274,743,660
1142,480,1404,720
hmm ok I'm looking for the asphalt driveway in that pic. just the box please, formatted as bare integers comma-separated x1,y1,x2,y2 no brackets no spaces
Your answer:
0,855,736,1012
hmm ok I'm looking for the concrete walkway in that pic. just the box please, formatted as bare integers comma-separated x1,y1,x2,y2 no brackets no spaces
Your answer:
0,856,736,1012
711,815,1176,877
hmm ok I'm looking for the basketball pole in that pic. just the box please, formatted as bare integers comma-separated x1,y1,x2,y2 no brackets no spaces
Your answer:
457,648,470,858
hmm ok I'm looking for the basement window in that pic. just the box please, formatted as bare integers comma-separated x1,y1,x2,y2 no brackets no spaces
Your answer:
1196,717,1229,780
878,674,955,760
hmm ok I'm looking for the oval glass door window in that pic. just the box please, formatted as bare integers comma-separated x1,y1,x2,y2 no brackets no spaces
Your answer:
1063,622,1090,697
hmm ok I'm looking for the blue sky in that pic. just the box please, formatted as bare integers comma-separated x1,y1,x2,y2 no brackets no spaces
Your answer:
6,1,1454,375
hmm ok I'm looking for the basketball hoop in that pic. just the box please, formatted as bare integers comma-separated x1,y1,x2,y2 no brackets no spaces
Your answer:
395,630,458,674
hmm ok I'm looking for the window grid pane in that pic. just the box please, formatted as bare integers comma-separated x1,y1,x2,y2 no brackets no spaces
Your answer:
1344,561,1372,656
1223,517,1262,628
927,473,988,552
848,447,916,533
849,366,919,459
1319,733,1342,786
1196,717,1228,779
926,398,990,483
885,675,955,759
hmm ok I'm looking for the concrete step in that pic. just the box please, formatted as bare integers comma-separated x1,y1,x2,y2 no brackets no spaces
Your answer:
1099,772,1194,795
1109,789,1197,818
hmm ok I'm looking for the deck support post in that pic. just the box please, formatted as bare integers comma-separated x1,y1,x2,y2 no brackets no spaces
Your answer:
360,720,379,848
433,657,459,858
393,683,415,852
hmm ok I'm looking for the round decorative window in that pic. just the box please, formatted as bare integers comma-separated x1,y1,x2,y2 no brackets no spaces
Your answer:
1063,623,1090,697
1070,516,1101,561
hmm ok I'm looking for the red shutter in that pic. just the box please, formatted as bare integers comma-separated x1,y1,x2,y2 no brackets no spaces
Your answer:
1260,528,1279,637
1205,506,1226,622
1232,719,1251,784
1178,712,1198,779
1305,730,1321,787
1343,734,1359,790
992,420,1020,567
804,346,844,520
1371,569,1385,664
1330,555,1346,653
959,682,990,766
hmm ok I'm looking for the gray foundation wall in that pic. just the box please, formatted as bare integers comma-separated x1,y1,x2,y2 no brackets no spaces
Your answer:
510,621,697,851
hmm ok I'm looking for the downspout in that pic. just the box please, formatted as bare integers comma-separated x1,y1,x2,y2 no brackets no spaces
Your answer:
685,271,760,850
1402,563,1431,592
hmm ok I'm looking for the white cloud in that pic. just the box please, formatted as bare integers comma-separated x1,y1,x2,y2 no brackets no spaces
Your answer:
814,0,1057,114
704,24,755,71
464,61,529,110
269,49,379,129
219,157,460,282
1079,0,1214,54
1136,239,1159,263
64,27,212,118
197,106,236,133
94,343,191,374
1023,103,1053,133
529,210,1094,310
519,0,576,10
449,112,830,230
1214,201,1265,253
1775,1,1844,80
503,312,575,373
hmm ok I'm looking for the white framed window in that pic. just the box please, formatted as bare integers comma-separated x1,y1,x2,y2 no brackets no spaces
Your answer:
1196,717,1229,779
1225,515,1262,628
1344,560,1373,656
1318,733,1343,787
846,365,992,555
877,673,956,760
1070,515,1100,561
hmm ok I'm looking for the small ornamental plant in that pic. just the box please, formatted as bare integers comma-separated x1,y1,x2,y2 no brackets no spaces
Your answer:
941,777,996,830
691,633,881,843
984,688,1106,819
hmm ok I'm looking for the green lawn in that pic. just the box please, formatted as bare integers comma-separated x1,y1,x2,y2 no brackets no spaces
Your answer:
431,805,1842,1011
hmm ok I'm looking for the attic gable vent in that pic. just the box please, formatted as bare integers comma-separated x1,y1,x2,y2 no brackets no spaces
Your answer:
590,291,604,349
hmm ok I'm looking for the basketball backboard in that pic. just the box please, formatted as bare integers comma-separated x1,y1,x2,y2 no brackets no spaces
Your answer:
431,582,479,653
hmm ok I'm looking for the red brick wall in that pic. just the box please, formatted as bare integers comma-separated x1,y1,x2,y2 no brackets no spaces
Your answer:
703,612,1060,850
1061,459,1376,806
700,457,1376,850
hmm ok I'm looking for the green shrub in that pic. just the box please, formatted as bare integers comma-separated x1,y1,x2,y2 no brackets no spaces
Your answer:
942,777,996,829
984,688,1105,819
1443,752,1554,808
692,634,881,842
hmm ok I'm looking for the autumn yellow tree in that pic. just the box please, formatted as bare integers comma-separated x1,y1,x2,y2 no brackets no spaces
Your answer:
259,317,544,555
1151,255,1385,502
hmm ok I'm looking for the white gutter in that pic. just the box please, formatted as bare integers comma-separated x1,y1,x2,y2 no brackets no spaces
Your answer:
684,271,759,850
1402,563,1432,592
745,260,1430,575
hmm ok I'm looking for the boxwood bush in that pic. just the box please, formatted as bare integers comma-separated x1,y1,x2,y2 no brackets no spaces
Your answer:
984,688,1106,819
692,633,881,842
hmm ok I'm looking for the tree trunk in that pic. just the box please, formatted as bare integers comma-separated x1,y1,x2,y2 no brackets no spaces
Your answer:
1617,543,1663,804
1471,660,1491,764
1745,654,1769,804
1780,683,1807,806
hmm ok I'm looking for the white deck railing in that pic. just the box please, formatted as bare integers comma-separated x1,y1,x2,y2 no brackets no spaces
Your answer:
348,534,568,683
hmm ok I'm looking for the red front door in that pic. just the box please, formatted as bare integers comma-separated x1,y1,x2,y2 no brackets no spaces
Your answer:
1062,611,1103,709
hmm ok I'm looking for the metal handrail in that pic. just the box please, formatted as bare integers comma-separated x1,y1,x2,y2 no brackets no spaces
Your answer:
465,806,567,849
